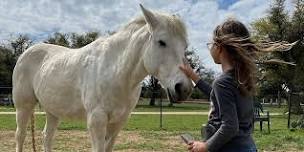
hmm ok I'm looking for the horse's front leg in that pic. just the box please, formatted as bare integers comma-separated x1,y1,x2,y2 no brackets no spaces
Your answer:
87,108,108,152
105,117,128,152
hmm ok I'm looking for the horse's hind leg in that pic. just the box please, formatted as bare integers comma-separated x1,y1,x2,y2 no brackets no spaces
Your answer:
15,99,36,152
43,112,59,152
13,81,38,152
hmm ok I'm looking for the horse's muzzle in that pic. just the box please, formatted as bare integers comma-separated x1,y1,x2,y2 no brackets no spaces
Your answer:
167,86,190,104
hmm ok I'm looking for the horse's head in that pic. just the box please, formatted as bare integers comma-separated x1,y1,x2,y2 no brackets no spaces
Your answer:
140,5,193,103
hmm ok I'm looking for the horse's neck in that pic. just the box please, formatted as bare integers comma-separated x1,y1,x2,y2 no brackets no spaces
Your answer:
94,27,149,90
117,28,150,88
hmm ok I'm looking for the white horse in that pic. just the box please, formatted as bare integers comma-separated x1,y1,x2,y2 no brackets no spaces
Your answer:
13,5,192,152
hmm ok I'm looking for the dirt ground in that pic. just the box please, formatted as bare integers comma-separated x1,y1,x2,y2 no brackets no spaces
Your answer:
0,130,187,152
1,130,302,152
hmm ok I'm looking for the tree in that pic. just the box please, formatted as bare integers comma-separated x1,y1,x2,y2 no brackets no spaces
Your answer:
252,0,304,114
70,32,99,48
253,0,289,96
148,76,162,106
186,48,215,99
185,48,201,69
45,32,100,48
10,34,32,59
0,46,14,86
45,32,70,47
290,0,304,85
0,34,32,86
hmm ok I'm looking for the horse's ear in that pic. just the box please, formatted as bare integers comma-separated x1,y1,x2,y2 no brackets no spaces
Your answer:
139,4,158,32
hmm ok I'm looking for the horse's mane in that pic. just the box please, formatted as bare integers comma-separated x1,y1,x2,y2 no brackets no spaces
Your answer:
121,12,187,42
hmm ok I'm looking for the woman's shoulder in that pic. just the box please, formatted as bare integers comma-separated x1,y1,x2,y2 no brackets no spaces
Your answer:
212,72,237,89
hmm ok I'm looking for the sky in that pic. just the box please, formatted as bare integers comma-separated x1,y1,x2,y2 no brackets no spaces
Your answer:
0,0,295,72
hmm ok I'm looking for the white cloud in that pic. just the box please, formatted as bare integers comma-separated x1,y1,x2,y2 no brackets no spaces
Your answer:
0,0,294,72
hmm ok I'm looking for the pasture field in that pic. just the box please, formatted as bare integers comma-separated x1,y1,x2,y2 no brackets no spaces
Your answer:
0,100,303,152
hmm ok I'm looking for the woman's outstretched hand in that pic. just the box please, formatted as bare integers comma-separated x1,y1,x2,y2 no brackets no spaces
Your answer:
179,63,200,84
187,141,207,152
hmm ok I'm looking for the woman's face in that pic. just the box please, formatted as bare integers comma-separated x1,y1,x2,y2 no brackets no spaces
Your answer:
209,43,221,64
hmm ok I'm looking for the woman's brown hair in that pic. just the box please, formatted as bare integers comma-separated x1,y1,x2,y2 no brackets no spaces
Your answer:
212,18,296,96
213,19,259,96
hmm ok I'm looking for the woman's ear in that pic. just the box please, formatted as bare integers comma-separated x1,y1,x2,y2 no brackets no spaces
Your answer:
218,46,227,62
220,47,234,63
218,45,224,54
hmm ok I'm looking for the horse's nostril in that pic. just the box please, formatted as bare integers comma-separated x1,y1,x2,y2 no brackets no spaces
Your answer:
175,82,191,101
174,83,183,95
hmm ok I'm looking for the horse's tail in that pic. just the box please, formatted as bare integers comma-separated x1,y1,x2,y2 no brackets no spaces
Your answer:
31,112,37,152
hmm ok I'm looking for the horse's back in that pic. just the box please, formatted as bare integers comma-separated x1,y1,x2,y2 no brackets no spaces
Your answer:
13,43,70,107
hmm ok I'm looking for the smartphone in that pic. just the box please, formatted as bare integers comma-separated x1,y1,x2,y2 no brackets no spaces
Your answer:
180,133,194,144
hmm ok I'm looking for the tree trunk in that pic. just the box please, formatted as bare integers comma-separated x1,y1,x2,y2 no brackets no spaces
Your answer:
149,76,159,106
149,91,156,106
290,94,304,115
278,90,282,108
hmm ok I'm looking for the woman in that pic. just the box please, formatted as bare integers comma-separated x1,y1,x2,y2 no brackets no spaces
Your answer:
180,19,258,152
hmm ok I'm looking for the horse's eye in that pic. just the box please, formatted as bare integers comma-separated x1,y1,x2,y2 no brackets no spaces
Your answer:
158,40,166,47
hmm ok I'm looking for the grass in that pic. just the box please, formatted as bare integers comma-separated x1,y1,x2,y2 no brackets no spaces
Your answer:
0,114,304,151
0,106,15,112
134,101,210,112
0,99,210,112
0,114,206,131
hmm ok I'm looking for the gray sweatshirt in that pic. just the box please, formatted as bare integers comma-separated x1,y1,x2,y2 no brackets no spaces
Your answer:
196,69,255,152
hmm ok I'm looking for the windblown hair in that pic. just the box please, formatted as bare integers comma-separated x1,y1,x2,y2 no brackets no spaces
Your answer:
213,18,295,96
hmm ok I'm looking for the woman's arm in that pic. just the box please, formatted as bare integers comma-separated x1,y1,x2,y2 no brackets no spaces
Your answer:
179,64,212,96
205,78,239,152
195,79,212,97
